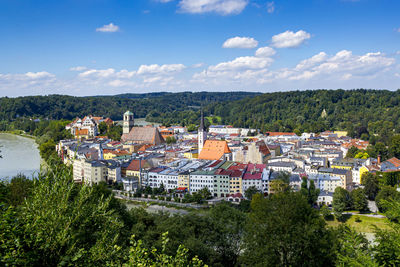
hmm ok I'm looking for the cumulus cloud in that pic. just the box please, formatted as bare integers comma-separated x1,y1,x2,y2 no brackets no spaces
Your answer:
209,56,273,72
255,46,276,57
96,23,120,33
178,0,248,15
267,2,275,13
271,30,311,48
78,68,135,79
222,36,258,49
70,66,87,71
136,64,186,75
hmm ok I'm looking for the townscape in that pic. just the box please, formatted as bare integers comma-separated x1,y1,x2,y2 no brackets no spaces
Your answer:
55,109,395,208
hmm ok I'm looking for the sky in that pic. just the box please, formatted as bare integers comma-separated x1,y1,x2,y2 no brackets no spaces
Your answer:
0,0,399,97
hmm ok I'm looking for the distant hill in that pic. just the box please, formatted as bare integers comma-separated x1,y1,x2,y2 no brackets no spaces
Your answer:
0,91,260,121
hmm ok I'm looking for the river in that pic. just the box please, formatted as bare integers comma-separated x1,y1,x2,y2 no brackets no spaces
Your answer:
0,133,41,179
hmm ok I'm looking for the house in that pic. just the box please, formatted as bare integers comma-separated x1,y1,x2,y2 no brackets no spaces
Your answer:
233,140,271,164
380,157,400,172
189,169,215,195
213,169,231,197
227,192,244,203
317,191,334,206
121,127,165,145
198,140,232,161
126,159,151,186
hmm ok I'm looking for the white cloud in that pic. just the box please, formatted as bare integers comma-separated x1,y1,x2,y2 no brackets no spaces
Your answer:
255,46,276,57
78,68,135,79
70,66,87,71
267,1,275,13
24,71,55,79
222,36,258,49
178,0,248,15
192,63,205,68
271,30,311,48
294,52,327,71
96,23,120,33
209,56,273,72
136,64,186,75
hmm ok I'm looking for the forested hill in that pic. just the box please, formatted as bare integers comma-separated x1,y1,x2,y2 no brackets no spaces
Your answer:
2,89,400,143
0,91,260,121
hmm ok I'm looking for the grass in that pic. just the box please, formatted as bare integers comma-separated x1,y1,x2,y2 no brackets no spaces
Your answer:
205,116,222,124
325,214,391,233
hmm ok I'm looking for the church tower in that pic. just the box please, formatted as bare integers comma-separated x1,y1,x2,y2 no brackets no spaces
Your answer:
198,109,207,154
123,110,134,134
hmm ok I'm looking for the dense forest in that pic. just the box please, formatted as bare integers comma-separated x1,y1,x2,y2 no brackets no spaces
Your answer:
0,91,259,121
2,89,400,146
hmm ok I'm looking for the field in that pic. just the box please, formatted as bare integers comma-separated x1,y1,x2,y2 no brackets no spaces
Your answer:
325,214,390,233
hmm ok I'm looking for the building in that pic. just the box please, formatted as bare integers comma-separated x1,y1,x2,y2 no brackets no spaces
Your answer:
126,159,151,186
123,110,134,134
189,170,215,195
213,169,232,198
121,126,165,145
198,140,232,161
317,191,334,206
198,110,207,154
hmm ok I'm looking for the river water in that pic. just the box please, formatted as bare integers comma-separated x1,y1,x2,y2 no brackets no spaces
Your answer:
0,133,41,179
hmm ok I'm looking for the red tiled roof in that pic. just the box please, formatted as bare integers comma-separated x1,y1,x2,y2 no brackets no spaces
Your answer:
266,132,296,136
242,172,262,180
387,157,400,168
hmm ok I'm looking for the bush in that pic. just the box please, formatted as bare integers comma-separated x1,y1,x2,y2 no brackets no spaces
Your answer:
166,196,172,201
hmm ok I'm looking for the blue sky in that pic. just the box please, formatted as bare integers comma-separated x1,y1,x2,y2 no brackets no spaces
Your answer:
0,0,399,96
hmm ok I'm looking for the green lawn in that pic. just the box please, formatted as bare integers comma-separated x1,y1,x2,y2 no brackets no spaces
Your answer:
205,116,222,124
325,215,391,233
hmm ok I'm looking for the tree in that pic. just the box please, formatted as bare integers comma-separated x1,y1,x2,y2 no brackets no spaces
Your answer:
332,187,352,221
320,205,331,220
355,151,369,159
346,146,360,158
335,225,377,266
351,188,369,212
362,173,379,200
122,233,205,267
389,135,400,158
375,186,400,212
98,121,108,135
244,186,259,200
382,171,400,187
241,192,334,266
0,163,127,266
39,139,57,160
187,124,196,132
198,187,211,201
7,174,34,206
166,136,177,144
300,177,320,206
373,198,400,266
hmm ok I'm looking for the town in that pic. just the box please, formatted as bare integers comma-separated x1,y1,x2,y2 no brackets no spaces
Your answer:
55,109,394,207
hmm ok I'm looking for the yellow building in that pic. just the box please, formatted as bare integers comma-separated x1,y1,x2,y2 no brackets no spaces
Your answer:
183,150,198,159
359,166,369,184
334,131,348,138
331,159,354,171
229,176,243,194
178,172,190,189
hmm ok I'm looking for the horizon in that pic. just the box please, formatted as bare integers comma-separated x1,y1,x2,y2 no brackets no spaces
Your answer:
0,0,399,97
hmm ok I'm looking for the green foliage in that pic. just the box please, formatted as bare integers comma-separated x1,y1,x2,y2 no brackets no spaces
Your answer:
320,205,332,220
389,135,400,159
346,146,360,158
375,186,400,212
242,192,334,266
166,136,177,144
351,188,369,212
362,173,380,200
186,124,197,132
300,177,320,206
355,151,370,159
332,187,352,221
334,225,378,266
122,233,206,267
244,185,259,200
6,174,34,206
98,121,108,135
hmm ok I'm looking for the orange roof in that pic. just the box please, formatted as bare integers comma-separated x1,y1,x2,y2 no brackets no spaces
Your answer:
387,157,400,168
75,129,88,136
126,159,150,171
266,132,296,136
198,140,231,160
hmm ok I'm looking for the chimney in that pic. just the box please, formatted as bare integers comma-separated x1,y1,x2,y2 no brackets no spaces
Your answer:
378,155,381,165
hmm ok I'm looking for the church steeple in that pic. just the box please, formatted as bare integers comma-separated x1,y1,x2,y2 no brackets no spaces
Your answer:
199,109,206,131
198,108,207,154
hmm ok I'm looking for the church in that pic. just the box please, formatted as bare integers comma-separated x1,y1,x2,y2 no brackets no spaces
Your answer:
120,110,165,145
197,110,232,161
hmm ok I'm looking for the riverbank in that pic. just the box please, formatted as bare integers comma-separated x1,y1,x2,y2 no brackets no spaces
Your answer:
0,130,36,140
